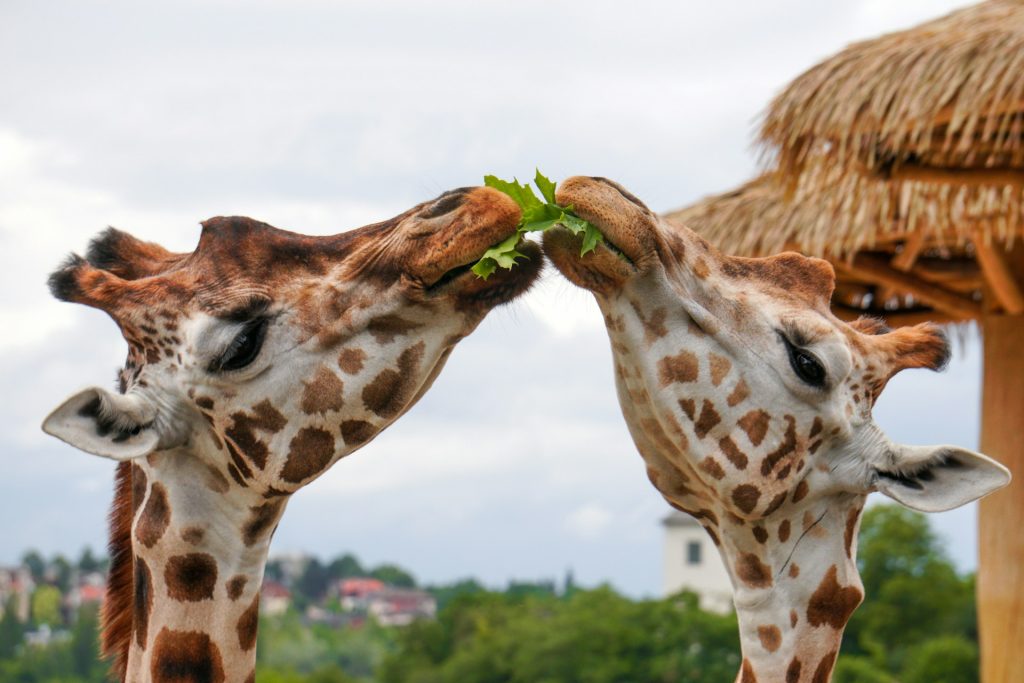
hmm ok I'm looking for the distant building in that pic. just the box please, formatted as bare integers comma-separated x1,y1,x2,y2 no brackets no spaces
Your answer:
661,510,733,613
336,577,386,611
0,566,35,621
260,579,292,615
66,571,106,611
367,588,436,627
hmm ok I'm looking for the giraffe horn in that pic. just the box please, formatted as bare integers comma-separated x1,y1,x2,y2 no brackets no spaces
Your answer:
84,227,183,280
47,252,177,321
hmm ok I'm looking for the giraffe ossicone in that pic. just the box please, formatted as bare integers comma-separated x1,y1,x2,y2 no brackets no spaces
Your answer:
543,176,1010,683
42,186,541,682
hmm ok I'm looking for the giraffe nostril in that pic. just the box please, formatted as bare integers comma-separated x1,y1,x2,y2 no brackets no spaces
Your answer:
419,188,472,219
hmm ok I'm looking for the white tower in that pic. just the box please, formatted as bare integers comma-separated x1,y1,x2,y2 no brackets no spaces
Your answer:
661,510,734,613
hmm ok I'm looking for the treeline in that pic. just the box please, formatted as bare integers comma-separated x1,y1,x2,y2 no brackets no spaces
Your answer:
1,506,982,683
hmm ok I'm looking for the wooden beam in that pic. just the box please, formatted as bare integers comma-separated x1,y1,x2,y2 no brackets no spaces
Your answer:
878,232,927,302
834,254,982,319
973,237,1024,315
882,163,1024,188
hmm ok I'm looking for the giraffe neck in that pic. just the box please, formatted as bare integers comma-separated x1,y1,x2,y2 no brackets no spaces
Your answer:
122,444,288,683
722,495,866,683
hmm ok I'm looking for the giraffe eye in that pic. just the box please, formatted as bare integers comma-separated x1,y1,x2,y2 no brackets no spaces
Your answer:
211,318,268,373
781,335,826,387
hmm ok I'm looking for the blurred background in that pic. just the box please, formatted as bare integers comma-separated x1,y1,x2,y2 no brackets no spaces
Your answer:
0,1,989,681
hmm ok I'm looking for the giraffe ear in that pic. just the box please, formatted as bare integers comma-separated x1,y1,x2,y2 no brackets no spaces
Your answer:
42,387,159,460
874,445,1010,513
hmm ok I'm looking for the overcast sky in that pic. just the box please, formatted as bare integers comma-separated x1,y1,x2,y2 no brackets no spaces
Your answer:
0,0,981,596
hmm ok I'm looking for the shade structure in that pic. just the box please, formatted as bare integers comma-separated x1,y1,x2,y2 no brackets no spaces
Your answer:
671,2,1024,680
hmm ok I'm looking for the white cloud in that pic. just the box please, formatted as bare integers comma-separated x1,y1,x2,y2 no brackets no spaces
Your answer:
564,504,614,541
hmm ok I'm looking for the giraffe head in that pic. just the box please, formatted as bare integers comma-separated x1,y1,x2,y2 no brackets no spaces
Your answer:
544,176,1009,681
43,185,540,494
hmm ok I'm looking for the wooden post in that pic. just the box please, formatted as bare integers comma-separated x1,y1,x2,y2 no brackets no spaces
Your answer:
979,313,1024,683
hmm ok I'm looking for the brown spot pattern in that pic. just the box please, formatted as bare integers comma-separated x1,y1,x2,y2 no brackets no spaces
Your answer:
165,553,217,602
736,553,772,588
786,657,802,683
811,650,838,683
136,482,170,548
678,398,696,421
738,410,770,447
181,527,205,545
807,565,862,629
719,436,748,469
367,314,422,344
237,594,260,650
761,415,797,476
732,484,761,514
341,419,377,446
362,342,425,418
708,353,731,386
789,609,798,627
131,464,147,516
726,379,750,407
150,628,225,683
133,556,152,648
789,563,800,578
778,519,791,543
752,526,768,544
227,576,247,601
844,505,862,558
764,492,788,516
757,624,781,653
338,347,367,374
792,480,809,504
657,350,699,386
700,457,725,480
243,500,284,546
694,400,721,439
740,658,757,683
280,427,335,484
225,400,287,471
300,365,345,414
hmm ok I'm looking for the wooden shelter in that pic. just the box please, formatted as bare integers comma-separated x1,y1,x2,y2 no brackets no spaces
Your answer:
669,2,1024,680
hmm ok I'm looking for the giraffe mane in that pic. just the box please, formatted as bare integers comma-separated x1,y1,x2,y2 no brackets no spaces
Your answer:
101,462,134,682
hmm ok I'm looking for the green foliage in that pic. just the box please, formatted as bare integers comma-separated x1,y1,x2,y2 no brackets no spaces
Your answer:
20,552,45,584
31,586,62,628
329,554,366,580
0,605,109,683
0,598,24,660
833,656,896,683
426,579,485,612
370,564,416,589
76,549,102,574
472,171,604,279
378,587,740,683
257,609,395,679
901,636,978,683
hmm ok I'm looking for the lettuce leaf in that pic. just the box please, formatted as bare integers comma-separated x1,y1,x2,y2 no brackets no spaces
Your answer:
472,170,604,279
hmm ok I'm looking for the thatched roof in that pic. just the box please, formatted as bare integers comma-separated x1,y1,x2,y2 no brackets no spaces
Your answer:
763,0,1024,173
755,0,1024,249
667,176,1016,325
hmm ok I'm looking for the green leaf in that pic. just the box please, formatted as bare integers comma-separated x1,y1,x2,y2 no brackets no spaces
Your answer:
474,170,606,277
483,175,541,212
534,169,557,204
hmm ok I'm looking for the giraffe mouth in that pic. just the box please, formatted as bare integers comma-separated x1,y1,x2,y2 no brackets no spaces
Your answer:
425,239,543,301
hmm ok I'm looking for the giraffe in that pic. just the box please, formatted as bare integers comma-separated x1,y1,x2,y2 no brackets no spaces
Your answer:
41,186,541,682
542,176,1011,683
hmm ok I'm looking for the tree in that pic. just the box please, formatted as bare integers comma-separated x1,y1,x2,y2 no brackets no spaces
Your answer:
31,586,63,627
0,597,23,660
77,547,102,574
20,551,45,584
901,636,978,683
297,558,331,602
327,554,364,580
370,564,416,588
50,554,74,593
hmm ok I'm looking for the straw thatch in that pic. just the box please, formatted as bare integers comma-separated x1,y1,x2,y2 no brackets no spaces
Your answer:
757,0,1024,248
666,176,994,325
